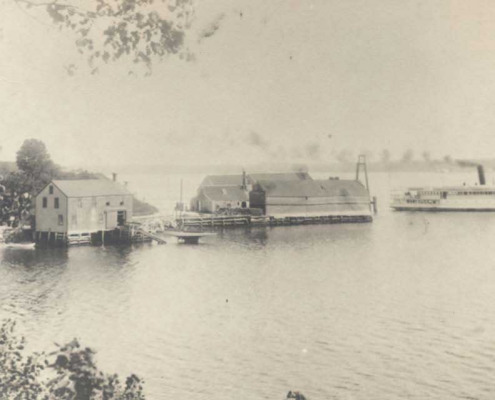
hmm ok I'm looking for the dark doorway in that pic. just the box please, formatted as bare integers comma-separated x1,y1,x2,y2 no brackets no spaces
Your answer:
117,211,126,226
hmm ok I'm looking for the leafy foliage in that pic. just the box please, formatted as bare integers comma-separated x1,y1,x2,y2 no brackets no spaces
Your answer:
16,0,195,74
4,139,159,221
15,139,60,195
0,320,45,399
0,319,146,399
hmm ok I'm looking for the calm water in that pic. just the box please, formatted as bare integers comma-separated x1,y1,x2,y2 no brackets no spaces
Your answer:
2,172,495,399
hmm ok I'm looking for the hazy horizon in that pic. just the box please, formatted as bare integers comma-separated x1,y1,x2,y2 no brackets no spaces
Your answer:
2,0,495,167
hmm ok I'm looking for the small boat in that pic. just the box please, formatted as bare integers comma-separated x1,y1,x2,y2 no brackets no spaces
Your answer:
4,242,36,249
391,165,495,211
0,226,35,248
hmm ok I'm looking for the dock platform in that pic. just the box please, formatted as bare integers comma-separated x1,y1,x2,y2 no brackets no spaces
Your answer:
162,231,216,244
178,214,372,229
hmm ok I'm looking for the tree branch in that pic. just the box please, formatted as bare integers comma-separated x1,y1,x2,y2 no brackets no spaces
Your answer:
14,0,93,17
12,0,195,75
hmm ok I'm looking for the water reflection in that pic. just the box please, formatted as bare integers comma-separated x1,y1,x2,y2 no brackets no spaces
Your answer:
0,248,68,325
215,223,374,250
3,172,495,399
1,247,69,268
0,244,148,345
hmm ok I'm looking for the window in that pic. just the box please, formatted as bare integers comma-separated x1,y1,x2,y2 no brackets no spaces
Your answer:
49,185,53,194
78,199,83,208
54,197,59,209
106,201,110,206
42,197,47,208
58,215,64,226
120,201,124,206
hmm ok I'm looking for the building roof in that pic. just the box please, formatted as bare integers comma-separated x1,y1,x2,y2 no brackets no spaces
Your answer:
249,172,312,182
255,179,369,198
200,175,252,187
51,179,131,198
201,186,249,202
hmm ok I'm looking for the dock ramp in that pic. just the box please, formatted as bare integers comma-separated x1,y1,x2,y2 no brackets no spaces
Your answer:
135,228,167,244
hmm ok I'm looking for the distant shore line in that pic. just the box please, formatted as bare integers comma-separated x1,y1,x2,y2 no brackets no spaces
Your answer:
70,161,495,175
3,159,493,177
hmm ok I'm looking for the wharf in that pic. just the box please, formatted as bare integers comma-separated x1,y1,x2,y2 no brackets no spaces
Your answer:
36,224,155,247
178,215,268,229
178,214,372,229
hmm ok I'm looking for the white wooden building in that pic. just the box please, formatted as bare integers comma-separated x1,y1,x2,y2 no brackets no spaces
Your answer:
35,179,133,242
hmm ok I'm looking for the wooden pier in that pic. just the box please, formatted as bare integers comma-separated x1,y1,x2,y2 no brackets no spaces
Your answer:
178,215,269,229
135,213,372,232
178,214,372,229
35,225,155,247
34,212,372,247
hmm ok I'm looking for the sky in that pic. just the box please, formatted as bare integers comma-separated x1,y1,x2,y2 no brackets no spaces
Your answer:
1,0,495,169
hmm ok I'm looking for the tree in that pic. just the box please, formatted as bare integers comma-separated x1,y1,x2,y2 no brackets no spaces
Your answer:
15,139,59,194
380,149,391,164
14,0,195,74
0,319,146,399
0,320,46,399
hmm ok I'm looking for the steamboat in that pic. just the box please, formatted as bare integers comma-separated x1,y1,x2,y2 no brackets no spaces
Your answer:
390,165,495,211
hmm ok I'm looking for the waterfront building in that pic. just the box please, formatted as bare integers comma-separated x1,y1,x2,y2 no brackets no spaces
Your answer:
191,186,250,213
249,179,372,218
35,179,133,243
191,171,312,213
192,172,250,212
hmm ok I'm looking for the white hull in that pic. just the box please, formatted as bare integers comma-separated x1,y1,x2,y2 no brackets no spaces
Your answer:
391,186,495,212
391,203,495,211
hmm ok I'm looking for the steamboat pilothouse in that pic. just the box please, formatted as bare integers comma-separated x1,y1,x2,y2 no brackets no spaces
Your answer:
391,165,495,211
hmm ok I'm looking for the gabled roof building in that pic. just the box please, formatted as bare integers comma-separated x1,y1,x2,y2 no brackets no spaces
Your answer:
191,186,249,213
191,168,371,219
35,179,133,241
191,171,312,213
250,179,371,218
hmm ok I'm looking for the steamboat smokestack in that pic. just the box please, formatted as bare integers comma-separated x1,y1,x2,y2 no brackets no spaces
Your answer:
477,165,486,185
